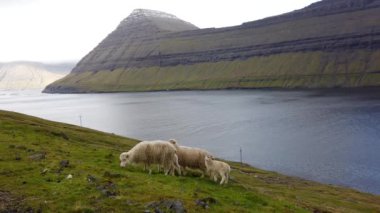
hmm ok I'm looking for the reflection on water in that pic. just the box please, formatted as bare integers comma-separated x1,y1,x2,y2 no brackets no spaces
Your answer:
1,88,380,194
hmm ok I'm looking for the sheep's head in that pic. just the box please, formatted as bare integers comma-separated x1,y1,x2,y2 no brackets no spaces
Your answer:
205,155,213,162
119,152,131,167
169,139,179,148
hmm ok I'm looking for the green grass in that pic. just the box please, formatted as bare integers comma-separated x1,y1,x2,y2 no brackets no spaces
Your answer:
1,110,380,212
48,50,380,93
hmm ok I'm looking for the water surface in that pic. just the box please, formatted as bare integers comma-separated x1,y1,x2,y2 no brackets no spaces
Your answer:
1,89,380,194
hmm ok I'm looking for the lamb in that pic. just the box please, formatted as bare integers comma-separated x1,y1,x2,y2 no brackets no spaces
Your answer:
169,139,212,177
119,140,181,176
204,155,231,185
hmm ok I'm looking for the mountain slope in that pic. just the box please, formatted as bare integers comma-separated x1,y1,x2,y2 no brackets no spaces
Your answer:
0,62,73,90
1,110,380,212
45,1,380,93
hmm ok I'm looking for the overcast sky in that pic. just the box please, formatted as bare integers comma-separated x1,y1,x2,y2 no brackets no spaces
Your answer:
0,0,319,63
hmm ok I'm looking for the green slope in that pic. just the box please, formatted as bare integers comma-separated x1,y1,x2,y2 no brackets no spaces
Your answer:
44,1,380,93
47,50,380,92
1,110,380,212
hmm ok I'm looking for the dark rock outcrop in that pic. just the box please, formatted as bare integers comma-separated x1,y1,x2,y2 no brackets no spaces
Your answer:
28,152,46,161
59,160,70,168
145,200,186,213
195,197,217,209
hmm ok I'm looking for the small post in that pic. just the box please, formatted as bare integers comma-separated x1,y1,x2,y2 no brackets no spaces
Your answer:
79,115,82,127
240,147,243,165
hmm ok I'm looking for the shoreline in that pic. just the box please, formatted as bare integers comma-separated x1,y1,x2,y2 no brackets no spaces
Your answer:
42,85,380,94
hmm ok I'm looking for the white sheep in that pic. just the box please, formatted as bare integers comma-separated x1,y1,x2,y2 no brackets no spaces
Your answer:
204,155,231,185
119,140,181,175
169,139,212,177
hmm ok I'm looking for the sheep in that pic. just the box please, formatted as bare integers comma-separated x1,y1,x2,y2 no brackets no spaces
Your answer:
169,139,212,177
119,140,181,176
204,155,231,185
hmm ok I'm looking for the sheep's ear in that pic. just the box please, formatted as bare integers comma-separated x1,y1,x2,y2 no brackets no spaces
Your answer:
205,155,212,160
169,139,177,144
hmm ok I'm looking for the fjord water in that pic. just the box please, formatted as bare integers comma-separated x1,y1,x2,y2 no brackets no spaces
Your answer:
1,89,380,194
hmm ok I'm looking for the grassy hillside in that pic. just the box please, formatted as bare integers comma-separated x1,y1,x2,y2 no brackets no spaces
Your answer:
1,110,380,212
47,50,380,92
44,2,380,93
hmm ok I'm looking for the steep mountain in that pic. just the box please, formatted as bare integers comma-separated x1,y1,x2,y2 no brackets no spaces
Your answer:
45,1,380,93
0,62,73,90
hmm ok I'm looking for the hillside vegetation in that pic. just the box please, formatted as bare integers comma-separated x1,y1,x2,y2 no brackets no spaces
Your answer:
1,110,380,212
48,50,380,92
45,0,380,93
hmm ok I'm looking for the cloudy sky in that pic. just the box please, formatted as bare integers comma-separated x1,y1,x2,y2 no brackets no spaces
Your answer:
0,0,319,63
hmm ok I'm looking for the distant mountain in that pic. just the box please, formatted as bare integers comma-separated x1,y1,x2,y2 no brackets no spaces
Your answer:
45,0,380,93
0,62,74,90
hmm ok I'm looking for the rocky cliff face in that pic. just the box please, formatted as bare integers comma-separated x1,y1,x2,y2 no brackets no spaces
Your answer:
0,62,72,90
70,9,198,73
44,1,380,93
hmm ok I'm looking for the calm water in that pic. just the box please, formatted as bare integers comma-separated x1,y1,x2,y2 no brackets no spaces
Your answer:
1,89,380,194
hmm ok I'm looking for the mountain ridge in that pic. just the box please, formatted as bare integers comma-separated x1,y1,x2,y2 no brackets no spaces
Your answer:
44,0,380,93
0,62,74,90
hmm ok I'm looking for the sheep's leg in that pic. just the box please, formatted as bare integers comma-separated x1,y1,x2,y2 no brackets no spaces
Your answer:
175,165,181,176
146,163,152,175
165,163,176,176
225,172,229,184
167,163,175,176
209,171,214,180
176,165,181,176
173,156,181,176
167,164,174,176
168,164,180,176
163,163,170,176
165,155,180,176
171,164,177,176
213,173,218,182
220,173,226,185
171,162,180,176
199,168,205,178
205,169,211,179
182,167,188,176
